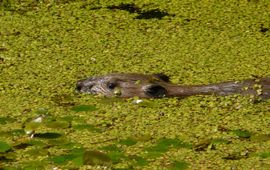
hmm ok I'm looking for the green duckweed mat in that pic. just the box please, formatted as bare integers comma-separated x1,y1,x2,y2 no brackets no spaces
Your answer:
0,0,270,169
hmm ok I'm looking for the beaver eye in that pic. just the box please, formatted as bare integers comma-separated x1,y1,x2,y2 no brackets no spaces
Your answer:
107,83,116,90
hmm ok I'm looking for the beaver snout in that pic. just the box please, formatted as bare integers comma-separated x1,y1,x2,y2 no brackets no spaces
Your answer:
76,82,84,92
76,79,94,93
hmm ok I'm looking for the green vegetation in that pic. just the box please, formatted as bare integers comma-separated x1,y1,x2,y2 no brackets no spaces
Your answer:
1,0,270,169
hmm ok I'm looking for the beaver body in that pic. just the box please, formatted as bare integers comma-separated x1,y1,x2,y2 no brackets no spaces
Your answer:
76,73,270,99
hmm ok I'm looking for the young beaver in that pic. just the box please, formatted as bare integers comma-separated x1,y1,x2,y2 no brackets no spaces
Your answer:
76,73,270,99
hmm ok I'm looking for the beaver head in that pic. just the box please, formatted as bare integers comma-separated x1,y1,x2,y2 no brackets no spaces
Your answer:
76,73,171,98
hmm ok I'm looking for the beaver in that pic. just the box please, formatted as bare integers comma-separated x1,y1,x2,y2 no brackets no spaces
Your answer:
76,73,270,99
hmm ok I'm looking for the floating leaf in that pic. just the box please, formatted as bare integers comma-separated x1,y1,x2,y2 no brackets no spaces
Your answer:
129,155,148,166
145,138,192,158
71,105,97,112
83,150,112,166
59,115,75,122
231,130,251,138
69,148,85,155
145,150,164,158
99,145,124,163
72,124,102,133
50,148,111,166
258,152,270,158
72,155,84,166
169,160,189,170
146,143,169,153
158,138,192,149
145,144,169,158
34,132,62,139
51,155,73,165
26,148,48,157
119,138,137,146
106,151,125,163
0,141,11,153
50,148,84,165
0,116,16,124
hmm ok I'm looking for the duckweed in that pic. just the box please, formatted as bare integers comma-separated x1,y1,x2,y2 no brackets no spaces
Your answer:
1,0,270,169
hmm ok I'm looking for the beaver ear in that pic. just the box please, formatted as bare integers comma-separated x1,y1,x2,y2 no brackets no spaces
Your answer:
144,85,167,98
153,73,170,82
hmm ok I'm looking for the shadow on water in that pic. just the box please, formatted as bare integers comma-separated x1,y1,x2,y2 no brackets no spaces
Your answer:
89,3,175,20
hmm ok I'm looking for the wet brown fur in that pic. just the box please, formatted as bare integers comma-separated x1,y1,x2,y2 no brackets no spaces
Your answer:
76,73,270,100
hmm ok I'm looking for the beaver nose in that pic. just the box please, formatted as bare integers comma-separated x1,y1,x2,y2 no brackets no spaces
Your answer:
76,82,83,92
76,77,96,92
76,80,95,92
